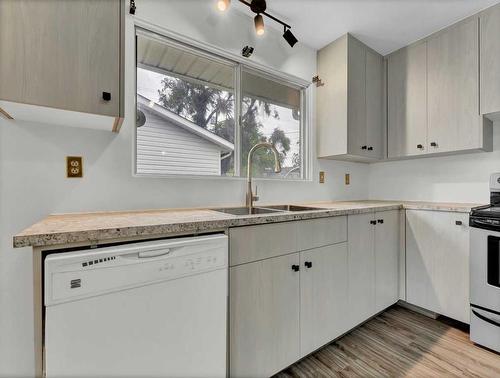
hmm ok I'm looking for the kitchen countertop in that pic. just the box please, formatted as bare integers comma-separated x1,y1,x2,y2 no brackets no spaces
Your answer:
13,200,481,249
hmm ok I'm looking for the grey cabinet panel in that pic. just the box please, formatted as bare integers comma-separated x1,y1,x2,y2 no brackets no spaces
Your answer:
297,216,347,251
229,221,298,266
347,213,376,328
480,3,500,117
375,210,400,312
300,243,348,357
366,49,384,159
229,253,300,378
406,210,470,323
0,0,122,117
387,42,428,158
317,35,348,158
347,36,368,157
427,18,480,153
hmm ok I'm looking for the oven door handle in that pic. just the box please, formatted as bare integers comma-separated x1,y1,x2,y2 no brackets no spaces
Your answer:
472,310,500,328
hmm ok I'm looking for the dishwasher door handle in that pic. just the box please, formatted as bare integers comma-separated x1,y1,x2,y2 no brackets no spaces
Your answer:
138,248,172,258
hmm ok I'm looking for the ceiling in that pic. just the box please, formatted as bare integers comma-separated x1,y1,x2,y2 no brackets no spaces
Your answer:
235,0,500,55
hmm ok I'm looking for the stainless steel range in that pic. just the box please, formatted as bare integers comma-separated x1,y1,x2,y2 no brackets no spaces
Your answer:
469,173,500,352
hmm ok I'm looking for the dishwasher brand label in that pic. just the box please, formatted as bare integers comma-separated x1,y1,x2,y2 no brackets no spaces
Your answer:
70,279,81,289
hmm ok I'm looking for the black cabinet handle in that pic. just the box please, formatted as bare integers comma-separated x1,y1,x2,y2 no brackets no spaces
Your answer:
102,92,111,101
292,265,300,272
304,261,312,269
377,219,384,224
417,144,423,149
367,146,373,151
430,142,438,147
370,220,377,225
361,145,367,150
456,220,463,226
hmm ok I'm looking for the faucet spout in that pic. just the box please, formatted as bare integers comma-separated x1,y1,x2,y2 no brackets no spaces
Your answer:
246,142,282,212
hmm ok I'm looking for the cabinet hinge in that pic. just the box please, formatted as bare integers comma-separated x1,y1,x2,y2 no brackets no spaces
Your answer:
312,75,324,87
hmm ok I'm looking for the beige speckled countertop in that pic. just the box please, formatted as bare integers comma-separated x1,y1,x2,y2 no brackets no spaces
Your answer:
13,200,481,249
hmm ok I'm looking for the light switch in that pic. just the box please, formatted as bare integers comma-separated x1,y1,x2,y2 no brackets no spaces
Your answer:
67,156,83,178
345,173,350,185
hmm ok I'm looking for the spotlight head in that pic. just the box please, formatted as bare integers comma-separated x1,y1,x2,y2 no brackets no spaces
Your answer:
254,14,265,36
283,28,298,47
242,45,254,58
217,0,230,12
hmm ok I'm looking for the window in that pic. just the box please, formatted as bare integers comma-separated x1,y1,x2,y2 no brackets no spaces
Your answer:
136,29,307,180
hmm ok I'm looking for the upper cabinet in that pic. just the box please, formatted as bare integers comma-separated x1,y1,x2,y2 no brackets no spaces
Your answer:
427,18,483,154
387,41,428,158
0,0,124,132
387,16,492,159
480,2,500,120
317,34,384,162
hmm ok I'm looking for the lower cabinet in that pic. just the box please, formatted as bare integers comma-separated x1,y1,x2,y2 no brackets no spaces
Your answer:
347,211,400,328
375,211,400,312
229,214,399,377
406,210,470,323
229,253,300,378
300,243,349,356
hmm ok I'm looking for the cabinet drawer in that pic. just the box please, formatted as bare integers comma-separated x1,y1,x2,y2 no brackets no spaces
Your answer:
229,222,298,266
297,216,347,251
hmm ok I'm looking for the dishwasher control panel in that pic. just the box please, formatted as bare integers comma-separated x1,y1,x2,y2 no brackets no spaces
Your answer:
45,234,228,306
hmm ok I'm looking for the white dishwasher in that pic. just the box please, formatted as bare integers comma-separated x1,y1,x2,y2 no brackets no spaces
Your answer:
44,234,228,378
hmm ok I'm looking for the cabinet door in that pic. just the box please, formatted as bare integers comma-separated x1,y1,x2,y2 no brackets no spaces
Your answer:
374,211,400,312
406,210,470,323
366,49,384,159
427,18,479,153
317,35,349,158
347,36,368,157
480,3,500,116
300,243,348,357
387,42,428,158
0,0,121,117
229,253,300,378
347,213,375,328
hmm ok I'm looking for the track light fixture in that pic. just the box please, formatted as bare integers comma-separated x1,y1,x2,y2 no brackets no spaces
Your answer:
217,0,298,47
254,14,265,36
217,0,230,12
283,27,298,47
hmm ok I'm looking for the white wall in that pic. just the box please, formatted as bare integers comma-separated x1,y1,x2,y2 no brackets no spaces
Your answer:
369,123,500,204
0,1,368,376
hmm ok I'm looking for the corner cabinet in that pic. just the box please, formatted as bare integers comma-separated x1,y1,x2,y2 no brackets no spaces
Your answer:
347,211,400,329
406,210,470,323
317,34,384,162
387,16,492,159
0,0,124,132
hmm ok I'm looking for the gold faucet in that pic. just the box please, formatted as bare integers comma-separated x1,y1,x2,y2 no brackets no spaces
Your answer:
246,142,282,212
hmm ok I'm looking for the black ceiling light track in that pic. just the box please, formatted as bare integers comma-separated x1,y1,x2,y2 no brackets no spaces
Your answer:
217,0,298,47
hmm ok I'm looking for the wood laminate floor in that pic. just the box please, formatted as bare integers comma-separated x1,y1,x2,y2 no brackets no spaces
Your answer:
275,306,500,377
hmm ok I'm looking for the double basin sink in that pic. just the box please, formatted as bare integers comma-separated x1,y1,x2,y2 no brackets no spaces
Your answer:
213,204,325,216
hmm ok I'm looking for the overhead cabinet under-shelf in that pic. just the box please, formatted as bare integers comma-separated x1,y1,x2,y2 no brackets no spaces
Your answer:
317,34,384,163
387,16,492,159
0,0,124,132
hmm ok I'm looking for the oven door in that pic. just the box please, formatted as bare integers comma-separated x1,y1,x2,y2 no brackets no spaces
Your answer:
470,227,500,312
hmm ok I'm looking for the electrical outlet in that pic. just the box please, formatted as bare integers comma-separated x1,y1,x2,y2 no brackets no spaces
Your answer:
345,173,350,185
319,171,325,183
67,156,83,178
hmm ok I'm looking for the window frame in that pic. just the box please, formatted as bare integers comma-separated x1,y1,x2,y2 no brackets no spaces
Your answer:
134,26,310,181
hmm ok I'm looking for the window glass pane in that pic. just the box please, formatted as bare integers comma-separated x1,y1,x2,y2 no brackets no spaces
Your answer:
241,71,302,180
136,33,235,176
